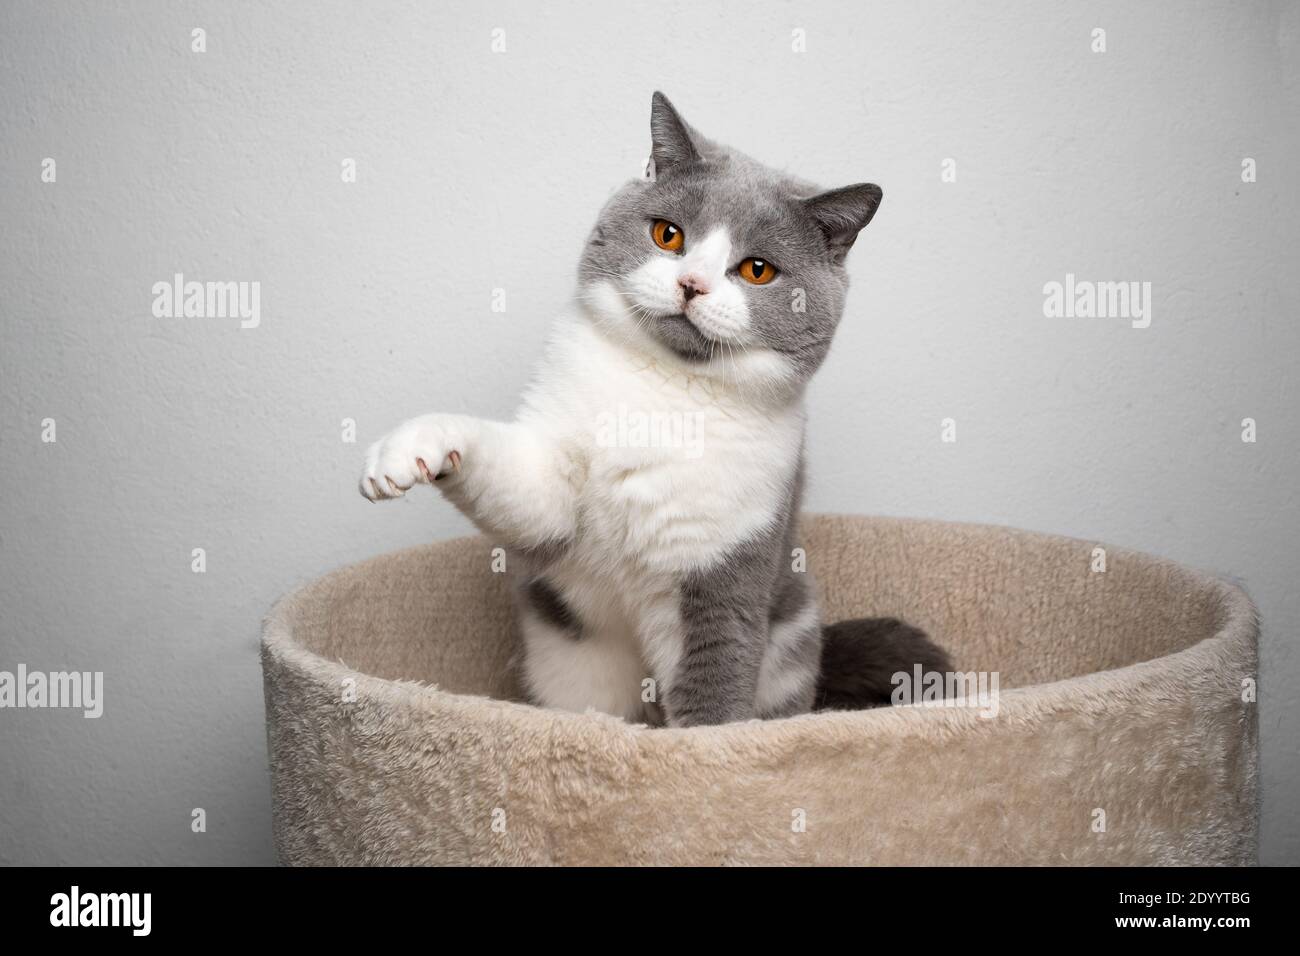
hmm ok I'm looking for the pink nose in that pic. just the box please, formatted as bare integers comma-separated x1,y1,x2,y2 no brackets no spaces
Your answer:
678,274,710,301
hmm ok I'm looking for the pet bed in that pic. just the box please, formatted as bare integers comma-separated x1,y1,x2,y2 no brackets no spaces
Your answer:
261,514,1258,865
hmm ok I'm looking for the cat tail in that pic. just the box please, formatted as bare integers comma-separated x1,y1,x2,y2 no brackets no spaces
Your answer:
814,617,952,711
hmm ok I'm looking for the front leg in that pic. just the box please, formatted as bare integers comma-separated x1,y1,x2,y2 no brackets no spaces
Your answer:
358,413,577,553
665,572,769,727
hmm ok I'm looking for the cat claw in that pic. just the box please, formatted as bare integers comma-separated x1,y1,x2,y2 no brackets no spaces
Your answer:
417,449,460,483
428,450,461,481
361,474,410,501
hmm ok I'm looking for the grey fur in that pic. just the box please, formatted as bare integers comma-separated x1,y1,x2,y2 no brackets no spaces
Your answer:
514,536,572,568
816,618,953,710
671,460,804,724
522,577,581,636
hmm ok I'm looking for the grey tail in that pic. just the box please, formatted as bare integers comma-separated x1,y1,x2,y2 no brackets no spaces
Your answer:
814,617,952,711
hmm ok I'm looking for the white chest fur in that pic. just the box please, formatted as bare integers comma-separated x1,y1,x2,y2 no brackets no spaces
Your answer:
522,316,804,579
512,316,804,705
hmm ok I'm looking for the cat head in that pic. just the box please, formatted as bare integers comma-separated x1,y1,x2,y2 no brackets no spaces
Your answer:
578,92,882,397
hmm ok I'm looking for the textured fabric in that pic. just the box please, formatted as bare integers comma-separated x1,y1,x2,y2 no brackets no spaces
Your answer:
260,514,1259,865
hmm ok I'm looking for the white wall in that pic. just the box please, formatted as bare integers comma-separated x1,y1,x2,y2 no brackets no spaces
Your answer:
1,0,1295,864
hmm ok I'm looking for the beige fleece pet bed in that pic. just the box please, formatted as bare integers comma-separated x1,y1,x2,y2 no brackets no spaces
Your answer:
261,514,1258,865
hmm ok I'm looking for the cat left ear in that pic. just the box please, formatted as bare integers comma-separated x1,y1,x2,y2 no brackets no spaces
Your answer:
649,91,701,175
802,183,883,262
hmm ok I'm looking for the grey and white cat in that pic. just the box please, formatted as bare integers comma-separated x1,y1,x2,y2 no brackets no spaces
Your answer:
360,93,948,727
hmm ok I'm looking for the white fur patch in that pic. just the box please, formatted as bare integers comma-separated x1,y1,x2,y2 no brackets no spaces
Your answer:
519,615,651,723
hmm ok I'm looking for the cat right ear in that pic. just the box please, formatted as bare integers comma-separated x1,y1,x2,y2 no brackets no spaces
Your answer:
802,183,884,263
649,92,701,176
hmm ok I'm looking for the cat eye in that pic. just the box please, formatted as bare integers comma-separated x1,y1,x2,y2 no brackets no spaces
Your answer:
738,257,777,285
651,219,685,253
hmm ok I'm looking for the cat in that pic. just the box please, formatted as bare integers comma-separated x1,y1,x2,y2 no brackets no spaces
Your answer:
359,92,949,727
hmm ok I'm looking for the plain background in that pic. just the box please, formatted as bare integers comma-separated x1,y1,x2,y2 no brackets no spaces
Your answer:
1,0,1296,865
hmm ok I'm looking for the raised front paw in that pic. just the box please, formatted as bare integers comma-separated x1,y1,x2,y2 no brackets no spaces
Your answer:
358,417,462,501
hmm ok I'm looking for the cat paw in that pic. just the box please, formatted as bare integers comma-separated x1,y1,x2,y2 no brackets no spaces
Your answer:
359,418,462,501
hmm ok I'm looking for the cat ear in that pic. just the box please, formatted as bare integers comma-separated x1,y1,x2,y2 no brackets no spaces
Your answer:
802,184,883,262
649,91,701,174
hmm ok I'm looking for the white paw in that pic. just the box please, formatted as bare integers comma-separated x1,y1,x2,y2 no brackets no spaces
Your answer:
359,417,462,501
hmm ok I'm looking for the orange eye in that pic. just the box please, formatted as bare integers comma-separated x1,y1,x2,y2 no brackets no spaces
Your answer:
738,257,776,285
651,219,684,252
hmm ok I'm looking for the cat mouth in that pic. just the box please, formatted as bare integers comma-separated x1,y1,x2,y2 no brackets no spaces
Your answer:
653,312,717,362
